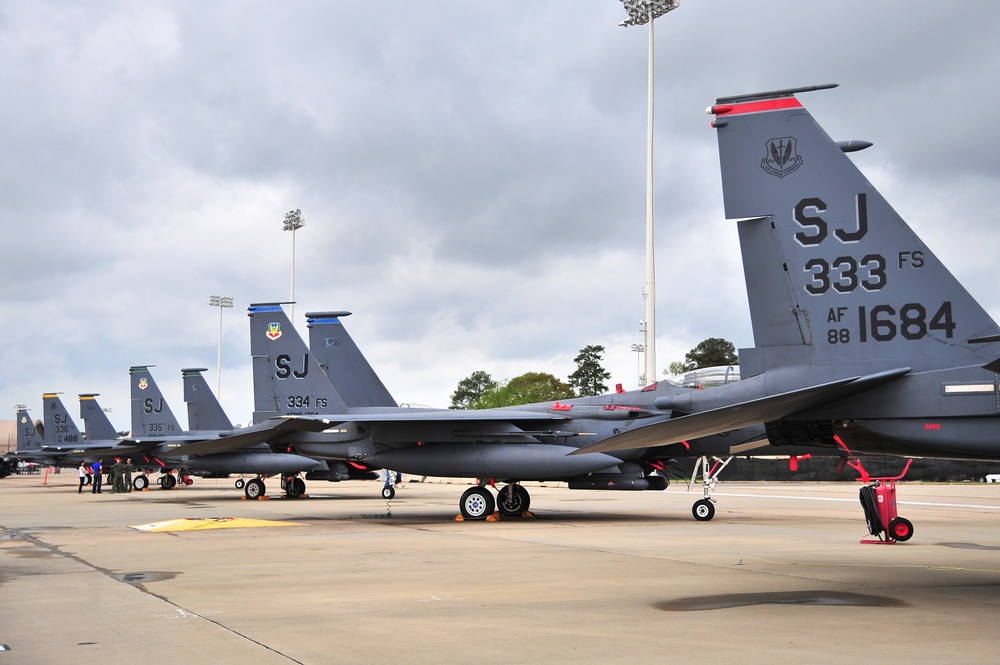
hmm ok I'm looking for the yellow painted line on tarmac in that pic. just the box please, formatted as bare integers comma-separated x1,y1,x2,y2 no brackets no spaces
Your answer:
131,517,302,532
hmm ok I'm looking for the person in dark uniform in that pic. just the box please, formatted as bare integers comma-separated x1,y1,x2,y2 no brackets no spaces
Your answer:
124,458,135,492
91,459,103,493
112,458,125,493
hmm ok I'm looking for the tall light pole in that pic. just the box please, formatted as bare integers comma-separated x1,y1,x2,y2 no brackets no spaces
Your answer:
619,0,678,386
631,343,645,388
282,209,305,320
208,295,233,396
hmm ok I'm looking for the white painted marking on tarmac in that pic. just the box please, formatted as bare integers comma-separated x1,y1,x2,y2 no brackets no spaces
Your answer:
419,596,464,602
720,492,1000,511
156,608,221,620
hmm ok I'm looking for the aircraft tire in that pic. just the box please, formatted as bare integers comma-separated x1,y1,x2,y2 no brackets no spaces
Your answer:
162,474,177,490
235,478,245,489
294,477,306,496
497,484,530,516
245,478,265,499
889,517,914,542
381,485,395,500
133,475,149,491
459,487,495,521
285,476,302,498
692,499,716,521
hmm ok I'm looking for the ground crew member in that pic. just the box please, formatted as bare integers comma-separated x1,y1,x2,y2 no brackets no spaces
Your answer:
112,458,125,493
124,458,134,492
91,459,103,493
78,462,88,494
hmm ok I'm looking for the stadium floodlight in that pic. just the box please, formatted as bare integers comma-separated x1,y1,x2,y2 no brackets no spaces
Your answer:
208,295,234,396
617,0,678,386
631,343,645,388
618,0,678,27
282,209,306,320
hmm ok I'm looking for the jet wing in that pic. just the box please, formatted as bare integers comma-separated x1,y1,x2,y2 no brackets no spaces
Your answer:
165,409,572,457
290,409,573,425
155,418,334,458
570,368,910,456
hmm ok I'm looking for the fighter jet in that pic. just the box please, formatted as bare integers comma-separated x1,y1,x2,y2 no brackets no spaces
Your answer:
126,366,377,497
7,395,138,476
196,303,779,521
574,84,1000,464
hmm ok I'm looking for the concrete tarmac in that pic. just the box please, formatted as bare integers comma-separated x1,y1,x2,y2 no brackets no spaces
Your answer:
2,473,1000,664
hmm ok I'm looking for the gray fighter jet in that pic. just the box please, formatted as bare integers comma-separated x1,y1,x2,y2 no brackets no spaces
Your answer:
574,84,1000,465
196,303,779,521
126,366,377,496
12,395,133,466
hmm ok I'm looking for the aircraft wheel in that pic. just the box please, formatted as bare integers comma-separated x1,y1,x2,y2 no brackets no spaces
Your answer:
889,516,914,542
497,484,531,516
156,476,164,487
161,474,177,490
133,475,149,491
294,477,306,495
285,476,303,498
459,487,496,520
235,478,245,489
381,485,396,500
85,473,93,486
245,478,265,499
692,499,716,521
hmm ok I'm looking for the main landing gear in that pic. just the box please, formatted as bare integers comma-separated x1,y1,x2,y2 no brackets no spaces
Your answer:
282,475,306,498
240,475,304,499
688,455,734,521
459,483,531,520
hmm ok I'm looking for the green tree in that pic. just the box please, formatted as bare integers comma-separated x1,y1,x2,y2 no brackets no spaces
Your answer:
473,372,575,408
450,370,499,409
683,337,739,370
568,344,611,396
666,361,688,377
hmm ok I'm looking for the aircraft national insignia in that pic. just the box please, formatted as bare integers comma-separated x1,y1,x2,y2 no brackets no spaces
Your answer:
761,137,803,178
266,322,283,341
138,378,148,390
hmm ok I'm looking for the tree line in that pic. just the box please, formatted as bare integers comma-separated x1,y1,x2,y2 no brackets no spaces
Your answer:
449,337,739,409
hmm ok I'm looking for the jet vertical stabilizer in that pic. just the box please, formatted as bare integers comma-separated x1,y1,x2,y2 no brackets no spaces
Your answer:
306,311,397,408
709,85,1000,379
43,393,85,448
15,408,43,452
182,368,234,431
79,394,119,441
249,303,349,424
129,366,184,438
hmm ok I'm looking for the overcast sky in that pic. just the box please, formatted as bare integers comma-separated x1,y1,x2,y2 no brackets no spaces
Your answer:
3,1,999,433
